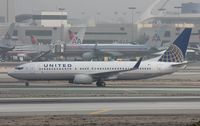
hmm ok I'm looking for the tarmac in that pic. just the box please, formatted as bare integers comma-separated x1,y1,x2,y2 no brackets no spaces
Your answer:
0,96,200,116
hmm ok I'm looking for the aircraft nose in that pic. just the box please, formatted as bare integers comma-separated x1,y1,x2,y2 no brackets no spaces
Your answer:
7,71,16,78
8,71,12,76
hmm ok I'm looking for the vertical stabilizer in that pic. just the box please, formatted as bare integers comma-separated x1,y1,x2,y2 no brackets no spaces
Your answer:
4,23,15,39
68,28,86,44
158,28,192,62
30,36,38,45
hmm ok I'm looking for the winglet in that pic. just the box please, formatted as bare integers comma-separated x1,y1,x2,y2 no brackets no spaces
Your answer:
133,57,143,70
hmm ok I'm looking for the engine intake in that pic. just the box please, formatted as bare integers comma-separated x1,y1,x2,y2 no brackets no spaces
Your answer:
73,74,93,84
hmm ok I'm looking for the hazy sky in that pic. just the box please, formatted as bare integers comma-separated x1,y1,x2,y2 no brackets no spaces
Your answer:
15,0,199,22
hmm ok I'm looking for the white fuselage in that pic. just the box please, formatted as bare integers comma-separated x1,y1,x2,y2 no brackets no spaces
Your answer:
8,61,182,82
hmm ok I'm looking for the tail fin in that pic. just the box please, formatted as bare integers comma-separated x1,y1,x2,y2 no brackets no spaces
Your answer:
4,23,15,39
68,30,76,44
76,27,86,44
68,28,86,44
144,26,166,49
30,35,38,44
144,32,162,49
158,28,192,62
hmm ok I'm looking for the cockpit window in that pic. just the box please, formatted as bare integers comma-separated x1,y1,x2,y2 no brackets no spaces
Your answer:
15,66,24,70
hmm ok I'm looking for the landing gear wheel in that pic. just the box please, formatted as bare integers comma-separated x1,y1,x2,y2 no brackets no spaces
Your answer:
101,82,106,87
96,81,106,87
25,82,29,87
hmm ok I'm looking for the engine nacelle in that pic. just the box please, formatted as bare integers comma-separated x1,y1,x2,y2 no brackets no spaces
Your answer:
73,74,93,84
82,52,96,61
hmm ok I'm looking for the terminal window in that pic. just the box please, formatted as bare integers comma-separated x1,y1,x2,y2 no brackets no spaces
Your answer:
164,31,171,37
25,30,52,36
13,30,18,36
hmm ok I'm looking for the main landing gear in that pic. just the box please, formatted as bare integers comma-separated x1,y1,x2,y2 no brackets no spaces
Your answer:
25,82,29,87
96,79,106,87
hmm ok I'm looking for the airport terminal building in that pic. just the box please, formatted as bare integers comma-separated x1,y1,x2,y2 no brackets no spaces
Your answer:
14,13,134,45
1,1,200,61
12,2,200,47
1,1,200,47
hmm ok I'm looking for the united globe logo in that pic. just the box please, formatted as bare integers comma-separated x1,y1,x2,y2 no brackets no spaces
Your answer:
159,44,184,62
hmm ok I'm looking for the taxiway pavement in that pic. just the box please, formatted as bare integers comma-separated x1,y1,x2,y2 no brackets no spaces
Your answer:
0,96,200,116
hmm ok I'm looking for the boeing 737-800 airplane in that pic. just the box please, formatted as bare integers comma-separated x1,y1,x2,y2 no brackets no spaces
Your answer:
8,28,192,87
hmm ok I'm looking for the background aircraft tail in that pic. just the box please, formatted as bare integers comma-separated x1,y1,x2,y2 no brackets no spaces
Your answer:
30,36,38,45
68,28,86,44
143,26,166,50
4,23,15,40
158,28,192,62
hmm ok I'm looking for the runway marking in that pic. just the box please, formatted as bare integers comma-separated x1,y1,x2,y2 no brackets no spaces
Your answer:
89,108,111,115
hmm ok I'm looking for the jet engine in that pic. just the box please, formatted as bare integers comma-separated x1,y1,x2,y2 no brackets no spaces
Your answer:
73,74,93,84
82,52,96,61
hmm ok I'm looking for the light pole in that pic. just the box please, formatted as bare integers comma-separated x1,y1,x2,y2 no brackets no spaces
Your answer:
81,12,85,22
58,8,65,41
128,7,136,43
114,11,118,23
6,0,9,23
158,8,166,15
81,12,85,18
58,8,65,25
96,12,101,23
174,6,182,16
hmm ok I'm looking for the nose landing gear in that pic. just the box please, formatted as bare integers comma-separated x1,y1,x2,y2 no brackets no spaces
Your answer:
25,82,29,87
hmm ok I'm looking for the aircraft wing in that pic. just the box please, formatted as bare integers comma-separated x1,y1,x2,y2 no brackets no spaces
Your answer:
91,57,142,79
31,50,51,62
103,51,123,57
94,46,123,57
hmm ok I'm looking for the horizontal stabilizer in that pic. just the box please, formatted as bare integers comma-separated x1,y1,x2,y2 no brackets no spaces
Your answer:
171,61,188,67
